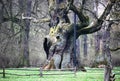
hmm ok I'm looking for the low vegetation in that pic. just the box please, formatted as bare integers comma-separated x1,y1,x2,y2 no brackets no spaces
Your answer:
0,67,120,81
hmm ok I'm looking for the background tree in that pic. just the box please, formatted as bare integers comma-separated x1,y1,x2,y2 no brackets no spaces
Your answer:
0,0,48,67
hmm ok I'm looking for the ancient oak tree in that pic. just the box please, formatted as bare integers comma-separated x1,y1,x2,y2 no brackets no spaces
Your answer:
43,0,116,71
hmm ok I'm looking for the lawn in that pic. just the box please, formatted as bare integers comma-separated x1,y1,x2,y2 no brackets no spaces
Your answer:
0,67,120,81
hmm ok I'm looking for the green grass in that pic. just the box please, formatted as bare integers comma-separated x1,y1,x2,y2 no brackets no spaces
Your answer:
0,67,120,81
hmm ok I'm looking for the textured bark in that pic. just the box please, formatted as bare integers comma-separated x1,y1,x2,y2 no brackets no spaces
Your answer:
43,0,116,70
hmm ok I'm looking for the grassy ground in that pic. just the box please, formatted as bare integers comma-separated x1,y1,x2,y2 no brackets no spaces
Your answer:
0,67,120,81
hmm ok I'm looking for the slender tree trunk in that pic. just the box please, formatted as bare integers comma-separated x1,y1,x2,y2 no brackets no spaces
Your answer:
23,0,32,67
83,35,88,57
103,21,114,81
94,0,100,56
18,0,32,66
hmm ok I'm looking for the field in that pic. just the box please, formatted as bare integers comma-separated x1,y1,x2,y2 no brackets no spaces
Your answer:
0,67,120,81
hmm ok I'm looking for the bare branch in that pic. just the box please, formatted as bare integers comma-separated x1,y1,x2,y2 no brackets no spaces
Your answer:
70,4,89,25
21,13,50,23
110,47,120,51
98,1,106,8
0,0,10,17
0,29,22,44
99,0,116,21
77,20,101,35
83,8,98,19
77,0,116,35
1,16,21,25
21,13,33,20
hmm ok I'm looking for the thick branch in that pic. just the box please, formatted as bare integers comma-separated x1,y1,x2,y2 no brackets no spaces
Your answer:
77,20,101,35
77,0,116,35
110,47,120,51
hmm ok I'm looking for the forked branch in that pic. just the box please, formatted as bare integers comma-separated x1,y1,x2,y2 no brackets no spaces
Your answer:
77,0,116,35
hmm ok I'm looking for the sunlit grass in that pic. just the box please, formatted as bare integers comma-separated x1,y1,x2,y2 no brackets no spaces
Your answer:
0,67,120,81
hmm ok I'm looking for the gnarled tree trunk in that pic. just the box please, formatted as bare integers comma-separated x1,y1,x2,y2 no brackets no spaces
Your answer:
43,0,116,72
